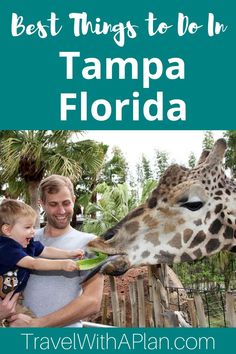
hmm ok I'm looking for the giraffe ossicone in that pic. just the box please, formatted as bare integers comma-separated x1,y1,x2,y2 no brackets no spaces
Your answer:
87,138,236,277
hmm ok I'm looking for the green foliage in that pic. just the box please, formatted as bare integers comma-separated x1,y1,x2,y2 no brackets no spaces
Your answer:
140,179,157,203
188,151,196,168
174,252,236,290
0,131,107,221
136,155,153,184
82,182,137,235
154,150,169,179
224,130,236,177
99,146,128,185
202,131,215,150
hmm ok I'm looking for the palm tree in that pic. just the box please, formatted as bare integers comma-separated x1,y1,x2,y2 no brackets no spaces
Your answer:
82,182,137,235
0,131,106,225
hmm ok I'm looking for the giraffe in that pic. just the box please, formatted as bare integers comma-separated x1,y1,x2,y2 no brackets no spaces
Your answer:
86,138,236,277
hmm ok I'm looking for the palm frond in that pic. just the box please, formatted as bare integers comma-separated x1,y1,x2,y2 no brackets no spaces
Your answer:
46,154,82,182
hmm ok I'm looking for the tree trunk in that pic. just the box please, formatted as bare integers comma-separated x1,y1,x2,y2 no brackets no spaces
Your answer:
28,180,41,228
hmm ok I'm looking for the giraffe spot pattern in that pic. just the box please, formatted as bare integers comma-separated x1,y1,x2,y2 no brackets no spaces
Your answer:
214,204,223,214
143,215,159,228
209,219,223,234
204,211,211,223
193,249,203,259
183,229,193,243
95,140,236,275
148,197,157,209
221,244,232,251
194,219,202,226
158,251,175,263
133,245,139,251
206,239,220,253
189,231,206,248
141,251,151,258
168,233,182,249
129,236,137,242
125,221,139,235
223,226,234,239
178,218,185,225
144,232,160,246
181,253,193,262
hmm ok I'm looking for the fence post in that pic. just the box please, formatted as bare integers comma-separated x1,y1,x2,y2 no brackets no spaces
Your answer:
225,292,236,327
148,266,154,302
137,275,146,327
152,277,165,327
109,276,121,326
120,294,127,327
129,281,138,327
193,293,208,327
187,298,198,327
101,293,109,325
146,300,155,327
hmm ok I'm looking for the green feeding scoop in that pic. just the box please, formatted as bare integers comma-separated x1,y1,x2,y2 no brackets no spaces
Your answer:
76,251,108,270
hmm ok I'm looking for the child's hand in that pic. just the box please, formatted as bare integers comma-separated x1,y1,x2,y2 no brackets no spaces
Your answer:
69,249,84,259
61,260,78,272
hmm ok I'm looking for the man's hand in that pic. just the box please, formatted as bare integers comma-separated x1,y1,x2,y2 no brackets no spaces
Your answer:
0,292,19,321
8,313,33,327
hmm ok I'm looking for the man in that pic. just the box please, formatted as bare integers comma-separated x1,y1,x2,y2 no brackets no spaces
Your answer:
9,175,104,327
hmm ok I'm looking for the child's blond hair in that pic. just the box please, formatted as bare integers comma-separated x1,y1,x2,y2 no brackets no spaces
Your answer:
0,199,37,230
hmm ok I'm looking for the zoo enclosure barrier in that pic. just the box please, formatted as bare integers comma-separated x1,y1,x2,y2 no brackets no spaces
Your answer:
98,265,236,328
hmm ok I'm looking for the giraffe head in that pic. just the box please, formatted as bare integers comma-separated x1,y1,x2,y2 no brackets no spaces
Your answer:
87,139,236,277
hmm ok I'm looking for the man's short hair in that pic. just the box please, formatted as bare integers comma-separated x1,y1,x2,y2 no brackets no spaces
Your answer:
39,175,75,202
0,199,37,229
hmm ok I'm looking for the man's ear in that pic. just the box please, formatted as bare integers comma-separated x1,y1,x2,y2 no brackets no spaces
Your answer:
2,224,12,236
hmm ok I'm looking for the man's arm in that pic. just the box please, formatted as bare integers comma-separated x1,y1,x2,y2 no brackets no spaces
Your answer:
9,273,104,327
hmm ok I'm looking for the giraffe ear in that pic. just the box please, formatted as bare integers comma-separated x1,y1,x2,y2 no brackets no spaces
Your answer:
205,138,227,167
197,149,210,165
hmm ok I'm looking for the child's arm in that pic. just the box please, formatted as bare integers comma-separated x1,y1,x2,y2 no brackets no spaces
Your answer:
16,256,78,272
40,247,84,259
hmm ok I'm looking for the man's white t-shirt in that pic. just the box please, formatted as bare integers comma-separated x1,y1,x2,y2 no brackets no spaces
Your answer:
23,228,95,327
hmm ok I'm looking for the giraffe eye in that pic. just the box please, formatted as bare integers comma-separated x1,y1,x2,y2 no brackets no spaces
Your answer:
180,201,204,211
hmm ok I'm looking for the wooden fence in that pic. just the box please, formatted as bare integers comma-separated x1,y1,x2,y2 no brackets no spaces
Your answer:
99,265,236,327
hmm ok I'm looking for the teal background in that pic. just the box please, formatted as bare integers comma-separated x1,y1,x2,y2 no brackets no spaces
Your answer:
0,0,235,129
0,328,236,354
